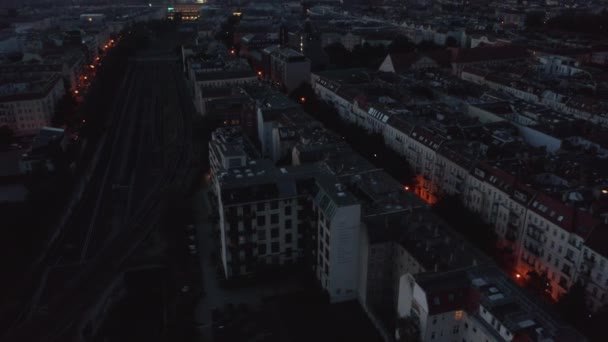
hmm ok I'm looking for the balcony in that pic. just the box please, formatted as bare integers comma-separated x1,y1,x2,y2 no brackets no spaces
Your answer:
509,213,520,227
524,243,544,257
583,254,596,268
568,238,581,249
526,231,545,244
564,253,576,264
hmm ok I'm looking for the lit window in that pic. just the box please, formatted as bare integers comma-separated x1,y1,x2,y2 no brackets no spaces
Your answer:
455,310,464,320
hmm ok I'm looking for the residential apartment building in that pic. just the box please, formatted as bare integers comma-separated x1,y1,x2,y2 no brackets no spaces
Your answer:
314,176,361,303
265,47,311,93
209,127,316,279
0,73,65,136
397,266,585,342
310,69,608,313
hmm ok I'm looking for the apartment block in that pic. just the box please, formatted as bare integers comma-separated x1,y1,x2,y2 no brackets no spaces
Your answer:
0,73,65,136
310,68,608,314
397,266,586,342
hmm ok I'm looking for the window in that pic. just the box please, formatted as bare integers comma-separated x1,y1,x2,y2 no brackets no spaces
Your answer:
271,214,279,224
285,233,292,243
257,202,264,211
257,216,266,225
258,244,266,255
271,242,279,253
284,206,292,216
271,201,278,209
455,310,463,320
271,228,279,238
285,219,292,229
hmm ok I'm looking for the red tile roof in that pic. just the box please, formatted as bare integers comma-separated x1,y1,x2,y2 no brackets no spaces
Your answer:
528,192,574,231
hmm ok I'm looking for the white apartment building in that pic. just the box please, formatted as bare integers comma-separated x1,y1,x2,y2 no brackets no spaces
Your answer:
313,176,361,303
268,48,311,93
0,73,65,136
383,115,413,156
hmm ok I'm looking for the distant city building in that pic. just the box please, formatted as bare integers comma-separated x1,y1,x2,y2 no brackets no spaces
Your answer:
264,47,311,93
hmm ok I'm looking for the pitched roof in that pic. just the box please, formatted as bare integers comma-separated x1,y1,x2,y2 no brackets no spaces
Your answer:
385,50,451,73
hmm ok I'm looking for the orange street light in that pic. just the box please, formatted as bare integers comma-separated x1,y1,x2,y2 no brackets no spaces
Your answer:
74,90,79,94
257,71,262,76
89,65,95,69
84,76,88,80
404,186,410,191
516,273,521,279
300,97,306,103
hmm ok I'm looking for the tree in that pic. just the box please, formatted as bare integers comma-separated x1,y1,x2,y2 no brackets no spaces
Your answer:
525,11,545,28
417,40,442,51
432,195,498,256
388,35,415,54
0,125,14,146
324,42,351,68
445,36,459,48
557,281,589,327
352,43,387,69
524,270,552,299
396,316,421,342
52,93,79,127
